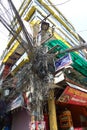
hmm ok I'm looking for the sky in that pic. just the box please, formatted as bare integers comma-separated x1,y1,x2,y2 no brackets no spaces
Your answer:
0,0,87,57
51,0,87,40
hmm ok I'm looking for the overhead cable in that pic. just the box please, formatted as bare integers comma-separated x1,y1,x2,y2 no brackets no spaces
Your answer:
44,0,71,6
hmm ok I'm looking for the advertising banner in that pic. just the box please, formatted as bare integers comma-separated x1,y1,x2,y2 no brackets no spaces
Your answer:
6,95,24,112
58,86,87,106
55,53,72,72
2,65,10,78
30,121,45,130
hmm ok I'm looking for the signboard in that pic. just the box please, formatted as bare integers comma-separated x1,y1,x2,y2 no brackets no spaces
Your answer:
30,121,45,130
55,53,72,72
54,71,65,84
2,65,10,78
58,86,87,106
7,95,24,112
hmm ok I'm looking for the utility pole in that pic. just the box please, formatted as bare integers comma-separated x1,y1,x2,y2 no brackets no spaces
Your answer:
1,1,87,130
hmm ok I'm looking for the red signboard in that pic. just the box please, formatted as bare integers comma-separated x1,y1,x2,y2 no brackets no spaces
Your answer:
2,65,10,78
58,86,87,106
30,121,45,130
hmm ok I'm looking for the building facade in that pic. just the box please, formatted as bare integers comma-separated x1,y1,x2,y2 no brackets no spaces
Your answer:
0,0,87,130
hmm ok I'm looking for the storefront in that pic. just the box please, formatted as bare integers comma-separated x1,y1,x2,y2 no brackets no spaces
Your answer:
56,85,87,130
6,95,31,130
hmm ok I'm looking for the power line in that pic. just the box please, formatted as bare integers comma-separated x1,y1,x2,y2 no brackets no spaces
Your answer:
78,30,87,33
45,0,71,6
0,2,12,22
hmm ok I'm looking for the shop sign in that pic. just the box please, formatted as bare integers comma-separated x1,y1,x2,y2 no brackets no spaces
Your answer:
30,121,45,130
2,65,10,78
54,71,65,84
6,95,24,112
55,53,72,72
58,86,87,106
74,128,83,130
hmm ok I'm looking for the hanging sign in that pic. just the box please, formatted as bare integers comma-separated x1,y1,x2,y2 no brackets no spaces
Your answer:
58,86,87,106
30,121,45,130
6,95,24,112
55,53,72,72
2,65,10,78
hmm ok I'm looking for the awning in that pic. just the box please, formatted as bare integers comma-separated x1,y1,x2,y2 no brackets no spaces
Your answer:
45,40,87,76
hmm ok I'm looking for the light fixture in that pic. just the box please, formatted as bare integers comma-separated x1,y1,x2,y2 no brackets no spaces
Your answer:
41,21,49,31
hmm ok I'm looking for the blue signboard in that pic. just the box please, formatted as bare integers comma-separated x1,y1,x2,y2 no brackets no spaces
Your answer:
6,95,24,112
55,53,72,72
